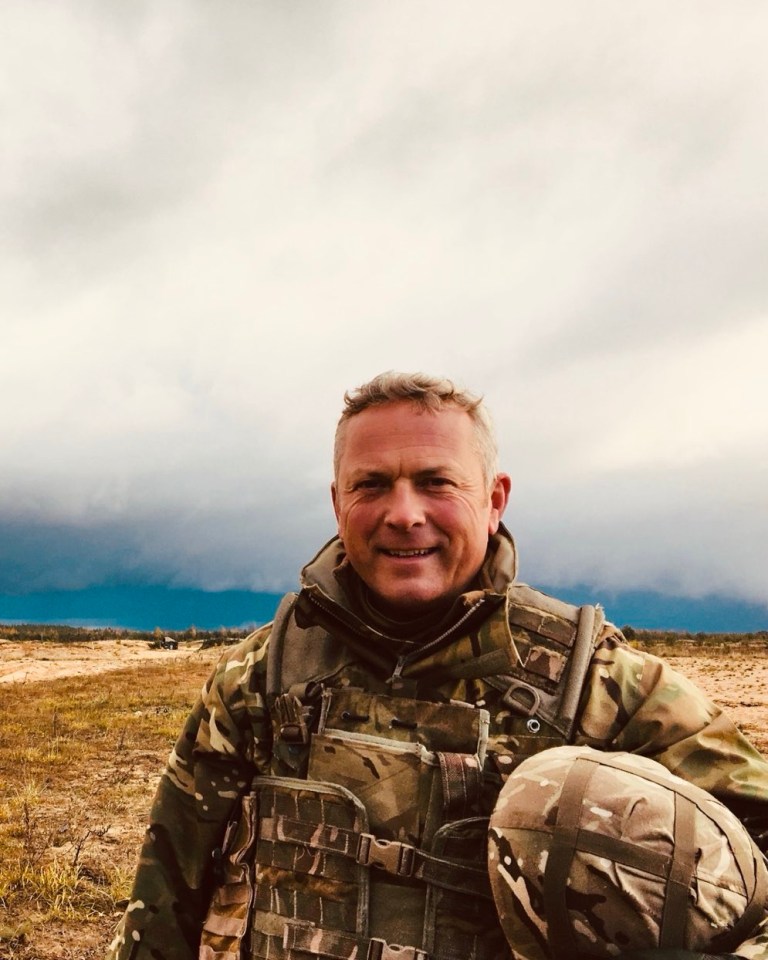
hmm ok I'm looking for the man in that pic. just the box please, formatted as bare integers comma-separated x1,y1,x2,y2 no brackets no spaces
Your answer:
108,372,768,960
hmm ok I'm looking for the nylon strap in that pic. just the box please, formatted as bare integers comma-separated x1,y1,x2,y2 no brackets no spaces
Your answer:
258,815,492,899
581,749,768,950
265,593,300,700
542,754,597,957
283,922,431,960
659,792,696,948
587,752,726,819
710,837,768,953
558,604,599,734
558,827,672,877
540,751,768,954
437,751,482,819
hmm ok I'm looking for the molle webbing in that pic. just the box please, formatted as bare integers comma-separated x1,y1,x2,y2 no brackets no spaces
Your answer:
247,778,500,960
251,584,606,960
257,815,492,898
248,778,368,960
501,589,603,739
283,922,428,960
246,687,500,960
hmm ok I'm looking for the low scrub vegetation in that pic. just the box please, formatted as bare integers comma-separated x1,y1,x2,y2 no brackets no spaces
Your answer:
622,626,768,657
0,623,251,646
1,626,766,957
0,650,221,959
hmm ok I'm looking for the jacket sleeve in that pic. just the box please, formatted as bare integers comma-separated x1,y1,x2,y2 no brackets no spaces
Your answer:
575,636,768,960
106,630,273,960
575,634,768,814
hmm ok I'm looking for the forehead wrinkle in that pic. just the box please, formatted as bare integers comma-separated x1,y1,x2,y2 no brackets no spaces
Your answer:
346,455,462,479
344,433,466,465
337,404,487,485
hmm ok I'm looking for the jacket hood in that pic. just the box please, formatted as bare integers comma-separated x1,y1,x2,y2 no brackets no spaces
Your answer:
293,524,519,682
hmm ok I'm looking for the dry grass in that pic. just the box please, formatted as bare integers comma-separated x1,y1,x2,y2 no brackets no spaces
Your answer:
1,643,767,959
0,650,220,960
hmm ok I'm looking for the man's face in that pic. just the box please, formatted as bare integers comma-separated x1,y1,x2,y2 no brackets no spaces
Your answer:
332,401,510,618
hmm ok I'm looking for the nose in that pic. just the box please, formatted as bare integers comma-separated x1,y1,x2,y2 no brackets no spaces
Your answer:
384,480,426,530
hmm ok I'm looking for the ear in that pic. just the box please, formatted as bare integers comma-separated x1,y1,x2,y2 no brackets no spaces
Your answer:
331,482,341,527
487,473,511,535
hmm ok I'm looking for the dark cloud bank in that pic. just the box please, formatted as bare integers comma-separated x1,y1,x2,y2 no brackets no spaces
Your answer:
1,517,765,633
2,584,765,635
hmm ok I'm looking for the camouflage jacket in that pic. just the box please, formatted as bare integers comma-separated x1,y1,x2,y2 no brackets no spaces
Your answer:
107,531,768,960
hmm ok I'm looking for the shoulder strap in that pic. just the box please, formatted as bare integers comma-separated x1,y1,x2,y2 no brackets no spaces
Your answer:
265,591,357,702
558,602,601,733
266,585,604,742
494,584,605,740
265,592,300,701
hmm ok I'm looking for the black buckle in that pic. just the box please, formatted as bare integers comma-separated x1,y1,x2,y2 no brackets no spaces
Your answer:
274,693,309,744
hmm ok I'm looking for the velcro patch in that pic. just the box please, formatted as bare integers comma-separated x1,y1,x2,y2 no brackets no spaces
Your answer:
522,645,566,683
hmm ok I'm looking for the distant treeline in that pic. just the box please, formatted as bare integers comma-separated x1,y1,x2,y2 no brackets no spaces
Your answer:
2,621,767,649
622,626,768,649
0,623,253,644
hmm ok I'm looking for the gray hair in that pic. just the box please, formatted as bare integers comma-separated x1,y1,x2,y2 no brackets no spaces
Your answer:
334,371,499,488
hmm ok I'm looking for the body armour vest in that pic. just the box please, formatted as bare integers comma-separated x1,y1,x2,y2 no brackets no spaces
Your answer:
199,583,605,960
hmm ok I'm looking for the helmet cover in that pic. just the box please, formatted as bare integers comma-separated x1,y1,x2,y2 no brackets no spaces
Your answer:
488,745,768,960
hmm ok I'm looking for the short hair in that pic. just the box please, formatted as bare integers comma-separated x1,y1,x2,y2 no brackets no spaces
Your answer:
334,371,499,488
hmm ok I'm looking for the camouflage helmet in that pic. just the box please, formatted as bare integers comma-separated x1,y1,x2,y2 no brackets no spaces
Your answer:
488,745,768,960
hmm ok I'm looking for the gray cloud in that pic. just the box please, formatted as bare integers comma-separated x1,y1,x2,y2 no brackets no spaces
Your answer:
2,1,767,607
512,447,768,605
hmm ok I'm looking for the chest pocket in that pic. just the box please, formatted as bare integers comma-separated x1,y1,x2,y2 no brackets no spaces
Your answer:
309,688,489,849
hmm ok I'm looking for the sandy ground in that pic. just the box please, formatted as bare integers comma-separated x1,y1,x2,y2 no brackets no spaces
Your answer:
0,639,766,959
0,637,206,685
665,652,768,754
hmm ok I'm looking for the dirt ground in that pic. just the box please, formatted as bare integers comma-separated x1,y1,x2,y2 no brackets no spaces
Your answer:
0,638,205,686
0,641,767,960
663,652,768,754
0,640,224,960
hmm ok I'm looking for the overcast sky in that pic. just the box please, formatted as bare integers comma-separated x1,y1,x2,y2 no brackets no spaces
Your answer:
2,2,767,611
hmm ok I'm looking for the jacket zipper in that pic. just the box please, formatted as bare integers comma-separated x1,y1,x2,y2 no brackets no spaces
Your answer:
306,590,487,683
390,598,486,682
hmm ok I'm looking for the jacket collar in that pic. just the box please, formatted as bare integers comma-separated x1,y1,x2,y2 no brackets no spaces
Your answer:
296,524,517,656
300,522,518,604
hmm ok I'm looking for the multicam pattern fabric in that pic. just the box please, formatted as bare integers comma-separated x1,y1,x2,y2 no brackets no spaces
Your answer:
107,531,768,960
488,746,768,960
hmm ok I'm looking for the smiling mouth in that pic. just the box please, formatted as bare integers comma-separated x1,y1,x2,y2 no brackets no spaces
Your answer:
379,547,438,558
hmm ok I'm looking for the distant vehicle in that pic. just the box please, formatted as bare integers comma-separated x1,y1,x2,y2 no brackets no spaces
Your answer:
161,637,178,650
